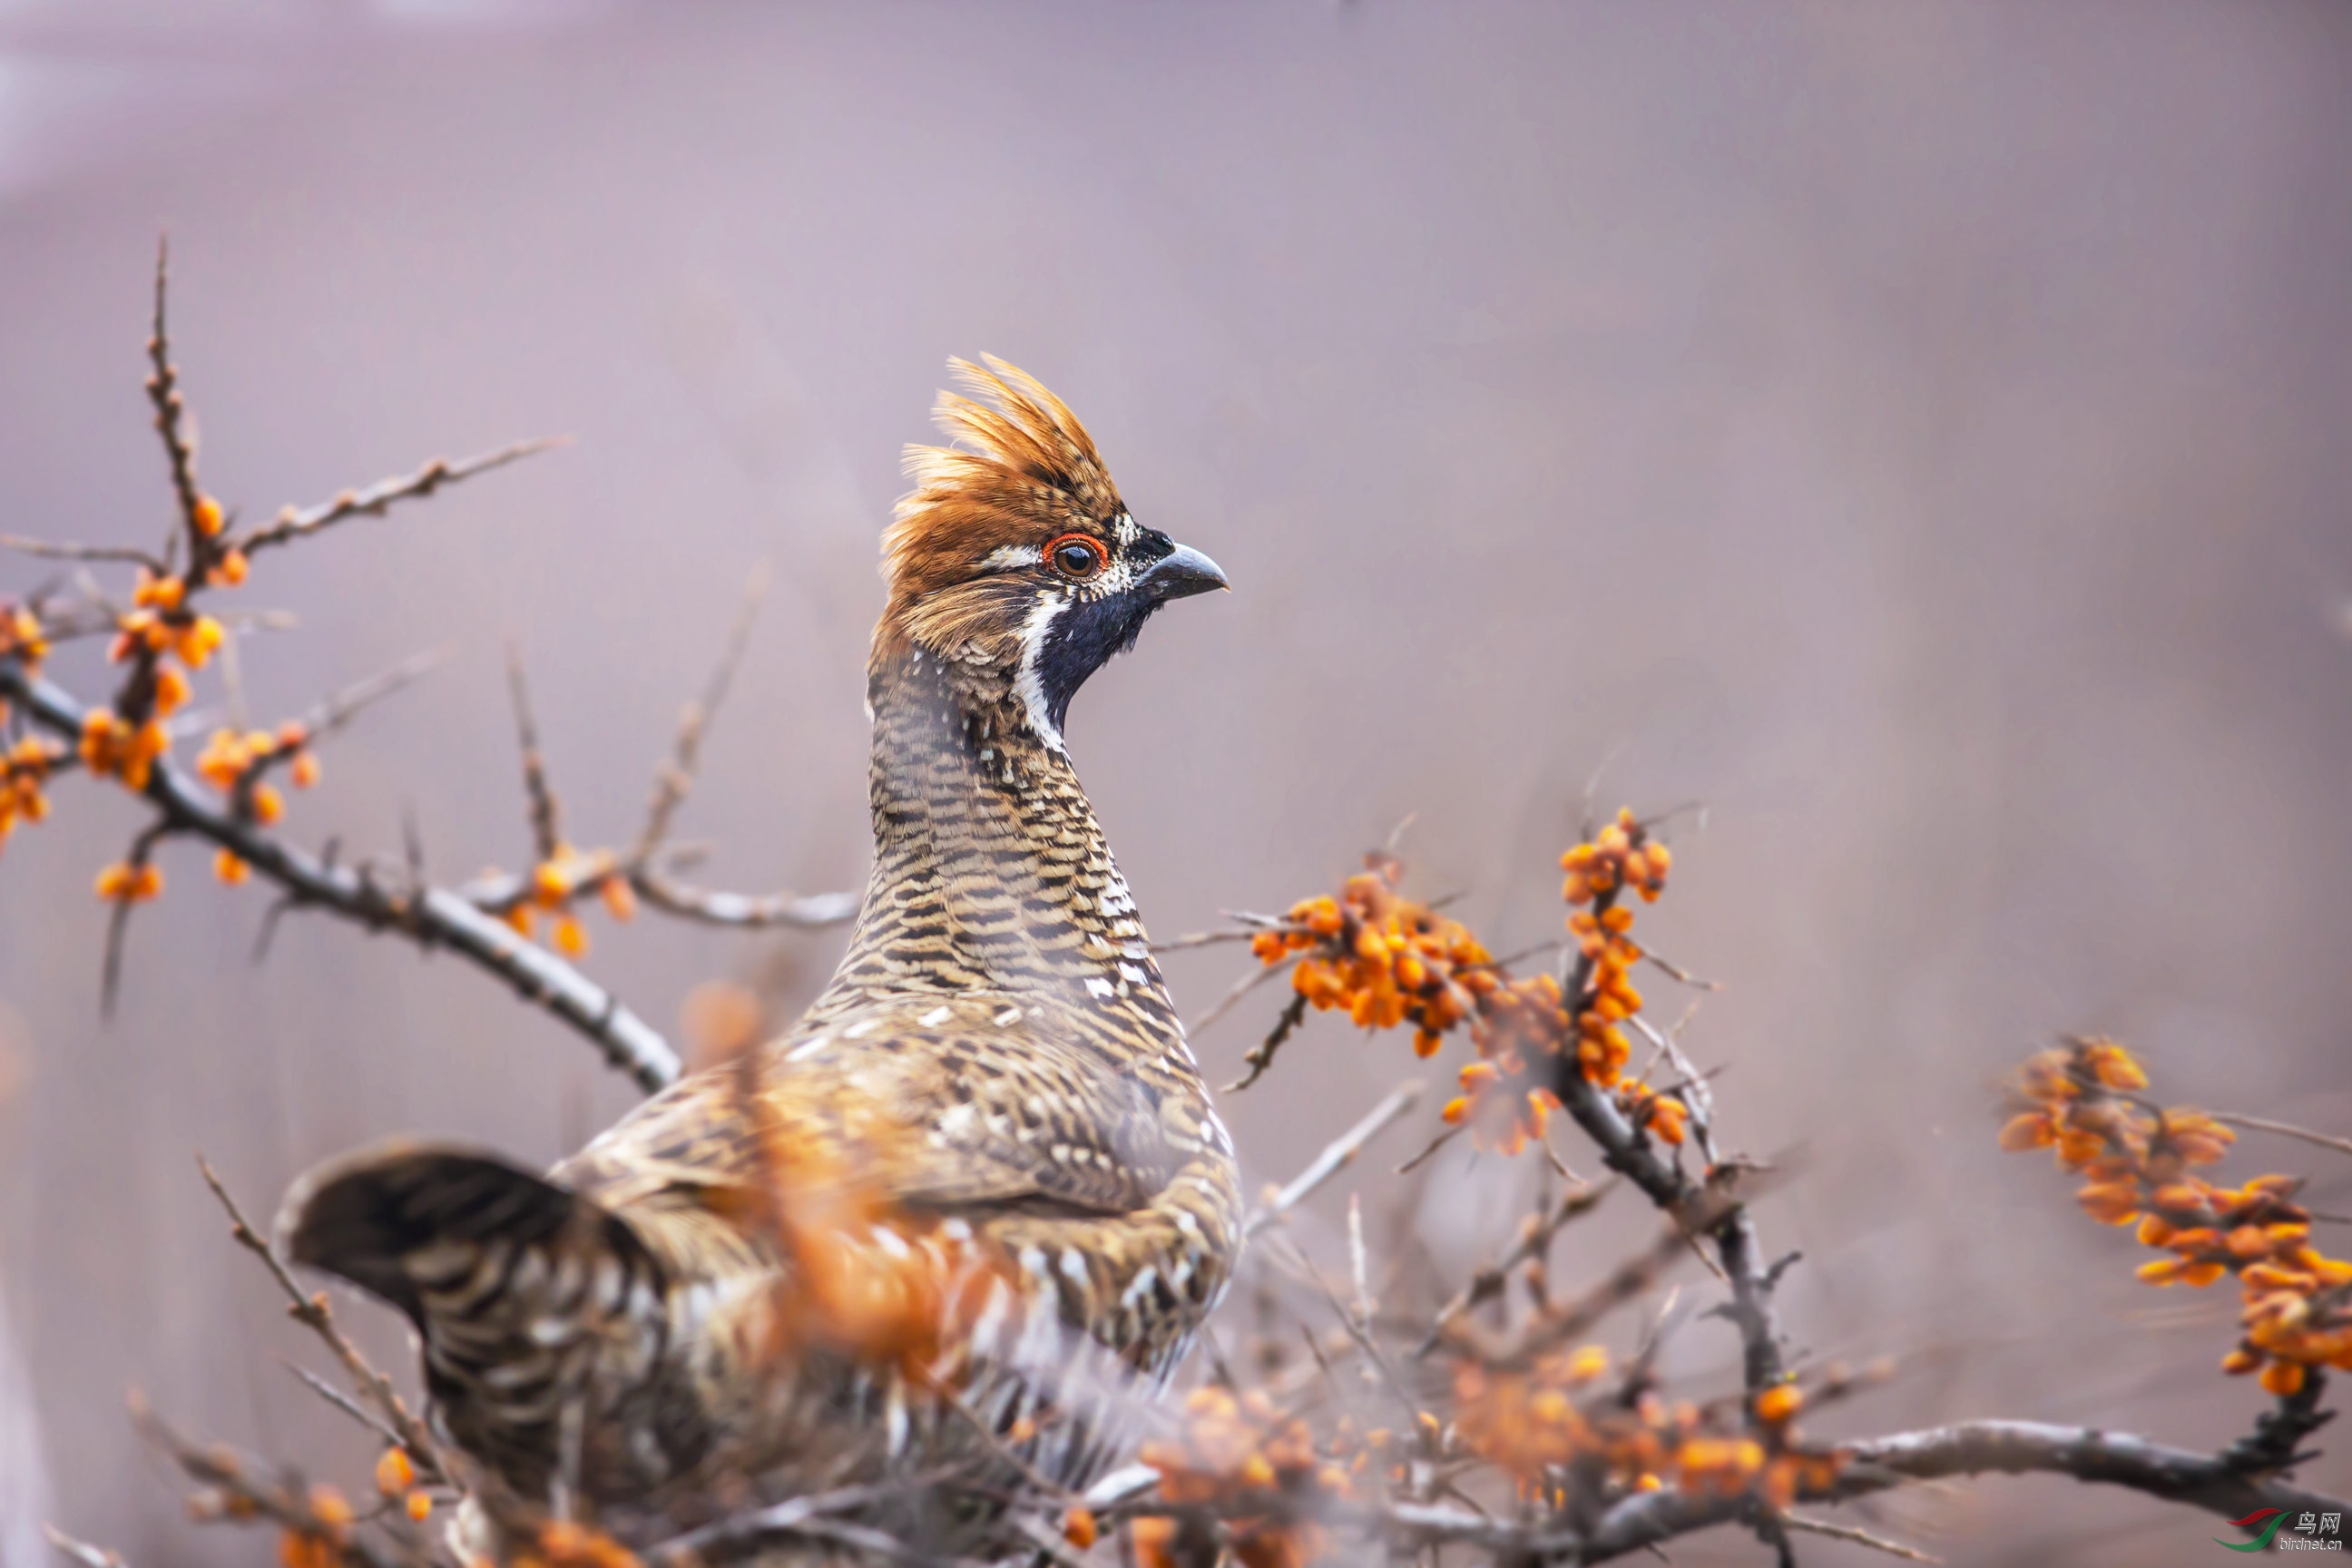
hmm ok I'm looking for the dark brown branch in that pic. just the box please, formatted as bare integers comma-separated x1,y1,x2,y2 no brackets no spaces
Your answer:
1226,993,1308,1093
0,663,682,1091
235,438,566,557
505,643,562,864
144,236,210,569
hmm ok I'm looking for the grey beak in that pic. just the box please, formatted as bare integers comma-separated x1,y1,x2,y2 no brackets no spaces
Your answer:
1141,543,1230,601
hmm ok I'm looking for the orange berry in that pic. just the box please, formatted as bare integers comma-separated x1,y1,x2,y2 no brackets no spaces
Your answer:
289,750,320,789
503,904,535,938
207,547,250,587
214,849,250,886
554,916,588,957
1753,1384,1803,1425
405,1491,432,1523
192,495,225,537
1061,1508,1098,1550
153,665,191,719
601,876,638,922
374,1446,416,1495
250,782,285,825
2260,1359,2307,1397
176,615,225,669
308,1485,351,1530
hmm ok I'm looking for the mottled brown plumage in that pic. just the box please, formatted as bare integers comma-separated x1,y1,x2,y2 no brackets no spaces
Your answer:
281,359,1239,1561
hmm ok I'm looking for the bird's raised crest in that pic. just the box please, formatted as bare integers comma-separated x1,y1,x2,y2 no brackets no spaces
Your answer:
880,356,1125,624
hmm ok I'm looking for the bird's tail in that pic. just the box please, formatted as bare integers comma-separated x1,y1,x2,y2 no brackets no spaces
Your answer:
278,1142,671,1499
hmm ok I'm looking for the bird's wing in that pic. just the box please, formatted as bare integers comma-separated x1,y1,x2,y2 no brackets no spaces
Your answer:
554,993,1183,1228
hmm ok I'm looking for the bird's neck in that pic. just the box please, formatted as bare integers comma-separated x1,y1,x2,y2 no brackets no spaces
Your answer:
807,648,1178,1034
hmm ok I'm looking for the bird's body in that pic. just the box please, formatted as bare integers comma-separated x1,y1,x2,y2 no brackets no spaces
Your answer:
282,360,1240,1560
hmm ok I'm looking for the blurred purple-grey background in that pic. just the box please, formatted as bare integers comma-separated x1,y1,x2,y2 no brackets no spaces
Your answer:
2,4,2349,1563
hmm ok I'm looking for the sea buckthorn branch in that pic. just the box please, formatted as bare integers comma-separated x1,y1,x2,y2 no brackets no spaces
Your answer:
127,1392,421,1568
0,256,867,1093
0,663,683,1092
1998,1037,2352,1401
452,612,858,955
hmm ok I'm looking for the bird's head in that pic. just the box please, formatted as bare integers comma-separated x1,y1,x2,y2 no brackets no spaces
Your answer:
872,356,1227,751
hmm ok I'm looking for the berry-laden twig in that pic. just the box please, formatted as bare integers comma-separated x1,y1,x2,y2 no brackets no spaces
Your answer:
0,246,858,1093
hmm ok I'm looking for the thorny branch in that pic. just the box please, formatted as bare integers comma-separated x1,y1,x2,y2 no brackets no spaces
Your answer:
195,1155,445,1483
3,652,686,1092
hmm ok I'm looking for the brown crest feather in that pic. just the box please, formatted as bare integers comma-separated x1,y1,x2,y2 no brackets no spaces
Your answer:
876,357,1124,663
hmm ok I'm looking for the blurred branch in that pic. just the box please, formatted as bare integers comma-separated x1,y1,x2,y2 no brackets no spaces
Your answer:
2212,1110,2352,1161
41,1527,127,1568
1243,1080,1422,1240
129,1394,416,1568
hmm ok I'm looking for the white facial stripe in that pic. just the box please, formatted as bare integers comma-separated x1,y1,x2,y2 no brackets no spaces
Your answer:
980,544,1045,572
1014,590,1071,753
1112,512,1140,548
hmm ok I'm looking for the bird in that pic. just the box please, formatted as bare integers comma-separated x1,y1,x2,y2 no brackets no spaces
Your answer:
279,358,1242,1560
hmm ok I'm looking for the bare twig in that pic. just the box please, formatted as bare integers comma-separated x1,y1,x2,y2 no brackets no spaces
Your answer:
195,1155,445,1483
629,868,858,929
1779,1514,1940,1563
1187,951,1296,1037
236,438,566,557
630,564,767,865
1416,1178,1616,1357
505,643,561,863
41,1526,126,1568
1244,1081,1423,1240
144,236,209,565
0,537,165,569
2211,1110,2352,1161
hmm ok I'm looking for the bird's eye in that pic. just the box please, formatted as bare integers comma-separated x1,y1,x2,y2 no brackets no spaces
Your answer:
1046,534,1103,581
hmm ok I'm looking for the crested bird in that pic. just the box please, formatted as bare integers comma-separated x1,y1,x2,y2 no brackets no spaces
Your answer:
279,358,1241,1559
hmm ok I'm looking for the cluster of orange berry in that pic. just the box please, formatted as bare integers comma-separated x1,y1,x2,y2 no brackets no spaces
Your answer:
1453,1343,1838,1513
501,845,638,956
1135,1385,1357,1568
2001,1036,2352,1396
79,705,171,791
370,1447,434,1525
0,734,59,853
199,723,318,809
1252,812,1690,1157
0,601,46,683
